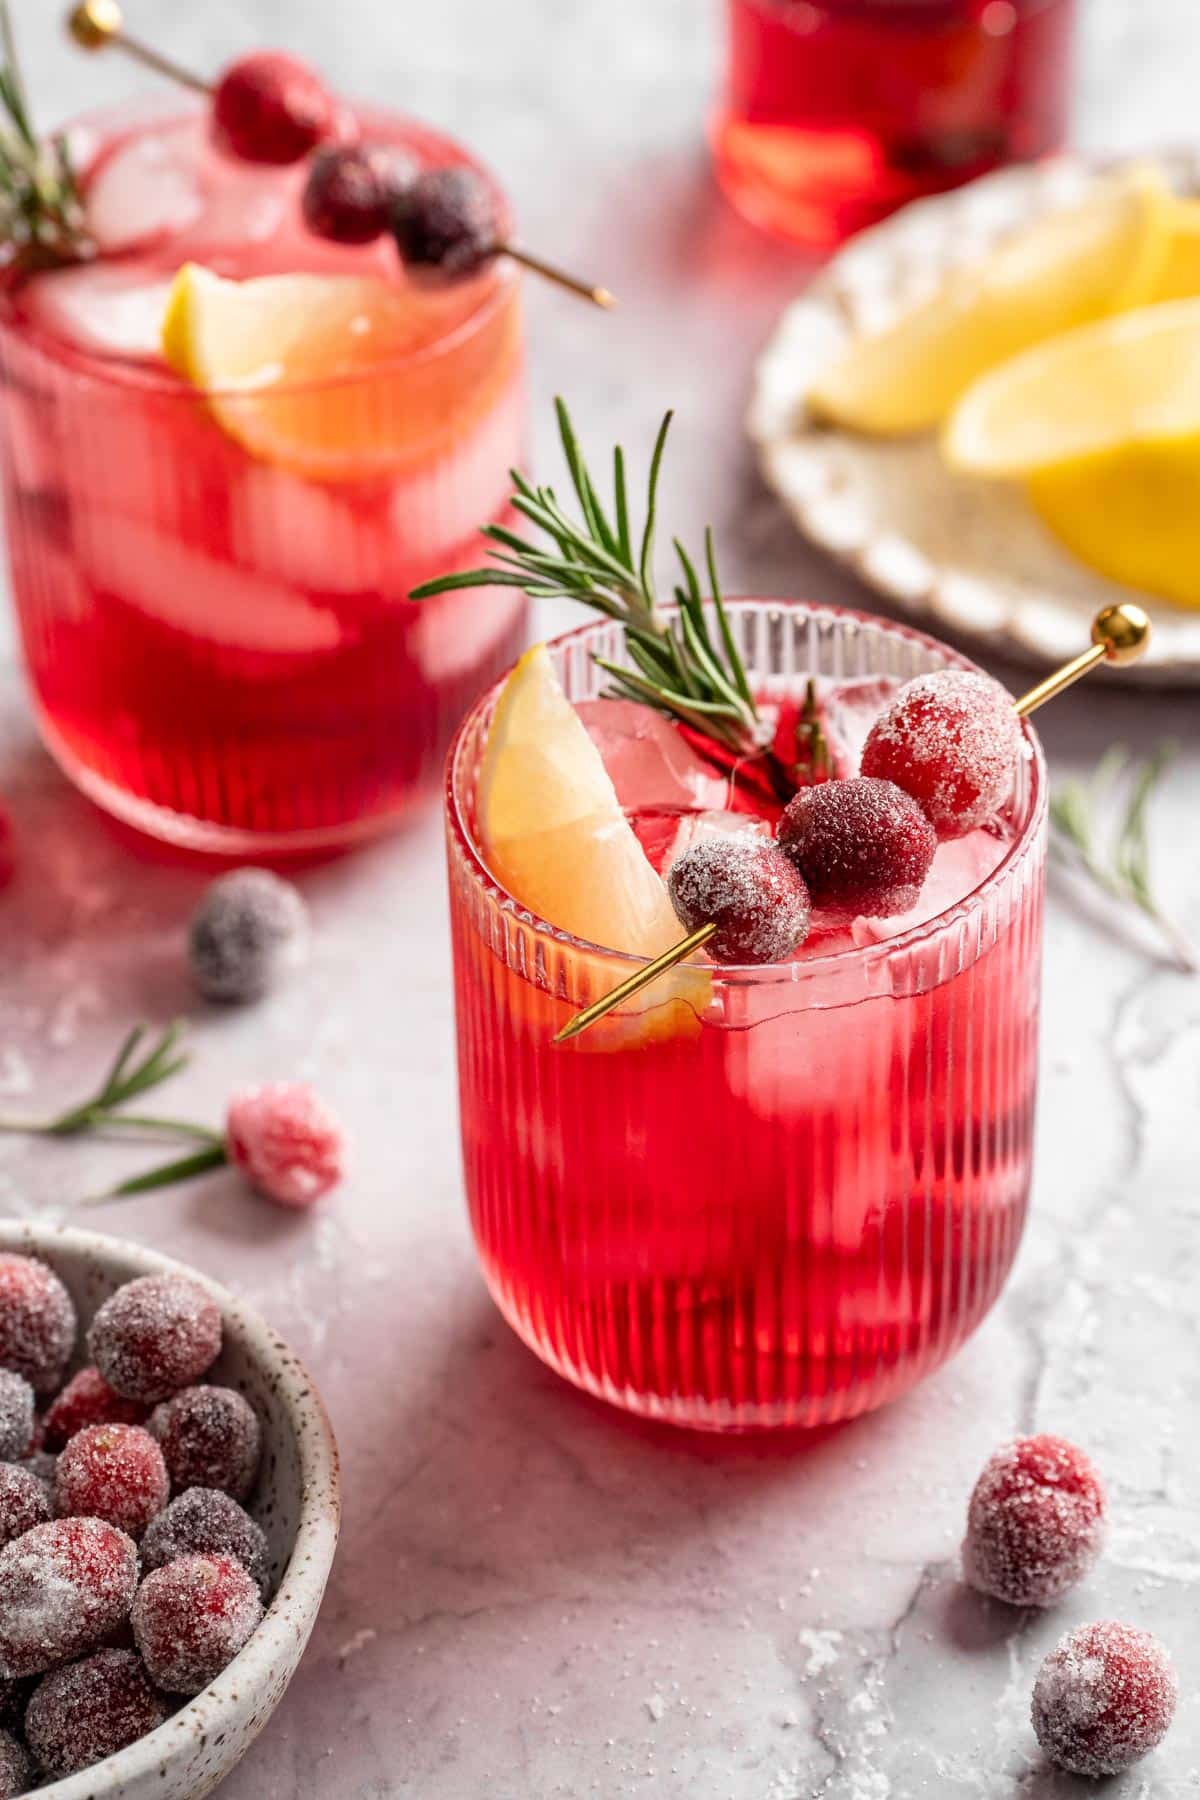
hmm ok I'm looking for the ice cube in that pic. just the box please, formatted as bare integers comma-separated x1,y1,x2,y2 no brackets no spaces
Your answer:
579,700,736,814
230,463,394,595
410,584,525,682
72,512,343,657
84,125,205,253
24,265,175,362
661,808,771,871
820,676,901,772
851,828,1010,946
387,368,526,576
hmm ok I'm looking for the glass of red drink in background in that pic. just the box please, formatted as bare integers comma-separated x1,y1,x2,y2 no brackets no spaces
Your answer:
713,0,1078,247
0,100,526,853
446,601,1047,1430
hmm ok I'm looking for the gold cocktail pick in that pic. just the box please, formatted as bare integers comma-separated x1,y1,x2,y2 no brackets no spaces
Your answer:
67,1,211,94
554,601,1152,1046
65,2,615,310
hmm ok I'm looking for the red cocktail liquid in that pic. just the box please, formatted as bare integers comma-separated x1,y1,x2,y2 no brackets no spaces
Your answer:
713,0,1077,246
447,605,1046,1430
0,104,526,851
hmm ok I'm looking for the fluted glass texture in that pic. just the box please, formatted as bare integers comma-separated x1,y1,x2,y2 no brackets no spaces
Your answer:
446,602,1047,1429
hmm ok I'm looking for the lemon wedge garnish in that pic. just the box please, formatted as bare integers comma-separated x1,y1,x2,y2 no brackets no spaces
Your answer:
161,262,514,482
479,646,708,1043
943,297,1200,478
808,166,1172,435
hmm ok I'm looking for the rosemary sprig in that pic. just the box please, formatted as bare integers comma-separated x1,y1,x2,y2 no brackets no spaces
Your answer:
1050,742,1197,974
411,399,763,756
0,1022,222,1144
0,1,91,275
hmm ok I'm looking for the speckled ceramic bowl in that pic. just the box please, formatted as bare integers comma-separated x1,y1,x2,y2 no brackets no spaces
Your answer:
0,1220,341,1799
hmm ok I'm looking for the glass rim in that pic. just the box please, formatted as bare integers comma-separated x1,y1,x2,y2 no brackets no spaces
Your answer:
445,596,1048,984
0,96,517,402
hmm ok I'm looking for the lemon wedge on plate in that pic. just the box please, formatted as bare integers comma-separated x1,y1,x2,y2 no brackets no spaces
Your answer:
1150,194,1200,301
943,297,1200,477
944,297,1200,610
1027,442,1200,610
808,166,1172,435
479,646,708,1043
161,262,512,482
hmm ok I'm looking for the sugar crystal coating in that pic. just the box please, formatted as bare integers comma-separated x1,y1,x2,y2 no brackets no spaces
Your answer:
133,1552,263,1695
43,1365,150,1451
667,837,812,965
188,867,308,1004
0,1254,77,1396
149,1386,262,1502
0,1371,33,1462
88,1274,222,1404
964,1434,1106,1607
0,1516,139,1678
0,1728,30,1799
861,669,1022,839
141,1487,270,1597
391,166,499,285
226,1082,345,1208
778,776,937,919
0,1678,26,1731
20,1451,56,1487
0,1464,51,1548
1032,1621,1178,1776
211,51,334,166
55,1424,169,1539
25,1646,171,1778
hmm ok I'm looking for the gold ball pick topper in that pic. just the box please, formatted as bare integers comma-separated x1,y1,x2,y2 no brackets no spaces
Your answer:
68,0,123,49
556,603,1154,1044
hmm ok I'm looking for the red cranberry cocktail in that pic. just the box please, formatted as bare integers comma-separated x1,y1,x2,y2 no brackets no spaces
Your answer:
713,0,1077,246
0,87,526,851
446,603,1047,1430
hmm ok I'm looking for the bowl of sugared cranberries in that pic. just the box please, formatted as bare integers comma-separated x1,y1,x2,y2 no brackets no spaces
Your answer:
0,1221,339,1799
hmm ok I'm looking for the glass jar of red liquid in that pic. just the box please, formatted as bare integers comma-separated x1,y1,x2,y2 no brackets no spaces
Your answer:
713,0,1078,247
0,100,526,853
446,601,1047,1430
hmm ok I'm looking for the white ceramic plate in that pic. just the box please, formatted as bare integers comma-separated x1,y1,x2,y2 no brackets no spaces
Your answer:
749,151,1200,683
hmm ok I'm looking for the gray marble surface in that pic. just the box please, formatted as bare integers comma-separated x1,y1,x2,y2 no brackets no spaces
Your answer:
2,1,1199,1795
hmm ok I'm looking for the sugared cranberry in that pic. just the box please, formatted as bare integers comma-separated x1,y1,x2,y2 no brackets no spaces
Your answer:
0,1464,51,1547
778,776,937,919
21,1451,56,1487
142,1487,270,1597
391,166,499,286
42,1365,149,1451
188,867,308,1005
861,669,1022,839
88,1274,221,1404
0,1516,138,1678
302,143,408,245
666,837,812,964
1032,1621,1177,1776
0,1678,26,1731
0,1253,76,1395
963,1434,1107,1608
26,1647,169,1778
54,1424,169,1539
226,1083,345,1209
0,1728,30,1799
133,1553,263,1696
149,1386,262,1502
211,51,334,165
0,1371,33,1463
